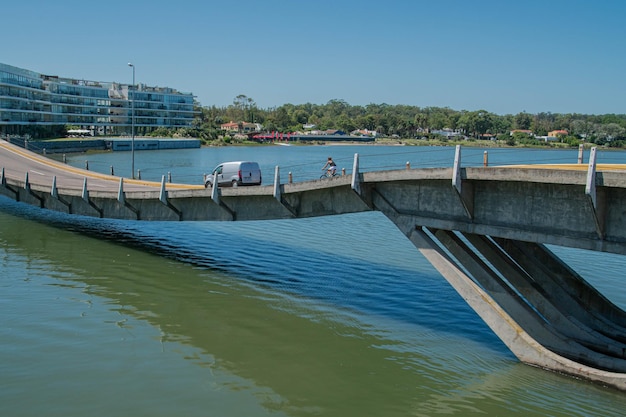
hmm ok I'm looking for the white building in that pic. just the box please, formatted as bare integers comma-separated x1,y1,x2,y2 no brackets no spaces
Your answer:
0,63,196,137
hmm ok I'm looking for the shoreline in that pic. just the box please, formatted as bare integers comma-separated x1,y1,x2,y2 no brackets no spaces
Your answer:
22,136,604,154
254,138,597,151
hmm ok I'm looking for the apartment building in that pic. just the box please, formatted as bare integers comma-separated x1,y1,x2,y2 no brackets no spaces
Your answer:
0,63,196,137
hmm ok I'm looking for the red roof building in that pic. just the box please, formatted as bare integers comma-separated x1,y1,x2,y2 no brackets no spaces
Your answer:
548,129,568,137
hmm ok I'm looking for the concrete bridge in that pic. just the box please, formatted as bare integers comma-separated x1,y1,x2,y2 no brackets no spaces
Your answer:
2,139,626,391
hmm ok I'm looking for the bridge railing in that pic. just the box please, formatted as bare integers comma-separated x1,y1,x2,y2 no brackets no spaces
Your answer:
4,140,615,190
264,144,605,186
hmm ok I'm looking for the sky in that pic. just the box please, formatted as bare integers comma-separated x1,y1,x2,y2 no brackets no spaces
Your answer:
3,0,625,115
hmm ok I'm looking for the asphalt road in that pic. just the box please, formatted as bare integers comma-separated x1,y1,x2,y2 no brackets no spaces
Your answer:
0,140,199,192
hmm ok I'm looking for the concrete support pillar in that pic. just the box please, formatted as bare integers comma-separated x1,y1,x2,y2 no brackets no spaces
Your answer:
159,175,182,220
211,174,219,204
452,145,462,194
273,165,281,200
159,175,168,205
51,176,58,199
458,232,626,359
585,147,598,207
493,238,626,334
116,177,139,219
451,145,473,218
117,177,125,204
81,177,89,202
585,147,605,238
351,153,360,194
394,221,626,391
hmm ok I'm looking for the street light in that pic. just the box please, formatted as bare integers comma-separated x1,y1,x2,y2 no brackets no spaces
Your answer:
128,62,135,179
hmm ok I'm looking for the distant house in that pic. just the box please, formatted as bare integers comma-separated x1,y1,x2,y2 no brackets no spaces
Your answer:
548,129,568,137
303,123,316,130
220,121,239,132
220,121,260,133
242,122,261,133
351,129,378,137
432,129,461,138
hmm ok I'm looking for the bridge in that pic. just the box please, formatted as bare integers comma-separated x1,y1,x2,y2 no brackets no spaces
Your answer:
2,138,626,391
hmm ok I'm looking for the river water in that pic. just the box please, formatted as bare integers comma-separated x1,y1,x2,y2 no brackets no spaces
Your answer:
2,145,626,416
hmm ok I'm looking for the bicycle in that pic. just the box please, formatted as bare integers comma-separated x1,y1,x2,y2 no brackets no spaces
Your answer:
320,170,339,179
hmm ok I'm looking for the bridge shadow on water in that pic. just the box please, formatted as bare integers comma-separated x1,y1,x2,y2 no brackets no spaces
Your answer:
0,196,509,355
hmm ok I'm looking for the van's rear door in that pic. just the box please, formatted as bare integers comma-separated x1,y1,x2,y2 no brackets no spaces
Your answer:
239,162,261,185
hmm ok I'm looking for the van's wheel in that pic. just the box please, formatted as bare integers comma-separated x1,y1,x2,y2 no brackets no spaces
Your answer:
231,180,238,187
204,181,212,189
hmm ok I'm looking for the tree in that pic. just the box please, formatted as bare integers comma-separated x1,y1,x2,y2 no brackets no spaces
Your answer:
414,113,429,131
189,98,626,149
457,110,494,138
326,99,349,117
336,115,356,133
291,109,309,125
474,110,495,137
357,114,377,131
596,123,626,143
429,110,449,130
492,114,513,135
532,112,556,136
570,119,594,139
266,107,290,131
232,94,257,122
514,112,533,130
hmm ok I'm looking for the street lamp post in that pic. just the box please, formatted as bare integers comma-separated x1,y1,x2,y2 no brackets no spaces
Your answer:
128,62,135,179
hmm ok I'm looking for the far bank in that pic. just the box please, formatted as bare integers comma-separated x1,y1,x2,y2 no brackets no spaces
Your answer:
3,135,600,156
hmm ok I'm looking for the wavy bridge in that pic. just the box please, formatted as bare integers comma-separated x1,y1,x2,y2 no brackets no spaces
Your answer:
2,139,626,391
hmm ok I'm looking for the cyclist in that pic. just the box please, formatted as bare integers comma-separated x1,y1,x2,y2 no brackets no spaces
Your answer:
322,156,337,177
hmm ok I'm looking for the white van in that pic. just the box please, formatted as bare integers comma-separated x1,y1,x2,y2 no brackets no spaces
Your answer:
204,161,262,188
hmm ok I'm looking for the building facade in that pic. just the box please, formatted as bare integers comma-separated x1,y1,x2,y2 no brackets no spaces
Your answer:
0,63,196,137
220,121,261,133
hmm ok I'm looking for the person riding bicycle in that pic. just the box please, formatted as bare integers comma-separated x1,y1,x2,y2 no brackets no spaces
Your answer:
322,156,337,177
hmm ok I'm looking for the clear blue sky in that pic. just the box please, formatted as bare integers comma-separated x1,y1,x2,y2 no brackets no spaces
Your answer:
4,0,625,115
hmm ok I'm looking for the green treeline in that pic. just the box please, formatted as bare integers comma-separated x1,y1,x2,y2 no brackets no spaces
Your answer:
161,95,626,148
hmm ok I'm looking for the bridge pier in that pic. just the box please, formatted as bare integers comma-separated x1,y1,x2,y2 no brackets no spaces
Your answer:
80,178,104,218
116,178,140,219
159,175,183,220
390,216,626,390
273,166,297,217
493,238,626,339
